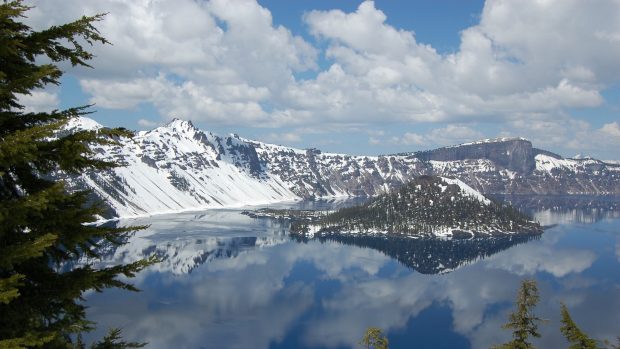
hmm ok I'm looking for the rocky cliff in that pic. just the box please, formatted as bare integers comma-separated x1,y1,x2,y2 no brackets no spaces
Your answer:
412,138,539,173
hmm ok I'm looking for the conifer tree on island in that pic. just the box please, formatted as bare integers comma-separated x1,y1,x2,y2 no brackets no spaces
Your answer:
0,1,153,348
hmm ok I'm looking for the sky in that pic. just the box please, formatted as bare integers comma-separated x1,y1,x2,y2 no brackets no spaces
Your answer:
19,0,620,159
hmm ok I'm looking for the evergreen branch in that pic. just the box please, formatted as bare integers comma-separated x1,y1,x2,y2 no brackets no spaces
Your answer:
560,303,602,349
0,233,57,269
0,332,55,349
0,274,24,304
90,328,146,349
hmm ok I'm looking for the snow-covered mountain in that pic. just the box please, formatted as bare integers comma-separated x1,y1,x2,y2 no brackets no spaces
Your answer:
63,117,620,218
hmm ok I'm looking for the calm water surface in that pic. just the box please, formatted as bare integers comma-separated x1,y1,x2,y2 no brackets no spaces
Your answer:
85,197,620,349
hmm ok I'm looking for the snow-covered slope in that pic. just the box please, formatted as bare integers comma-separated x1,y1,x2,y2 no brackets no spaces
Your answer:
62,117,620,218
440,177,491,204
64,118,299,217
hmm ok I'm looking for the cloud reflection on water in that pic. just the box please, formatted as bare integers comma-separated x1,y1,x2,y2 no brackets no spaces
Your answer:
84,204,620,349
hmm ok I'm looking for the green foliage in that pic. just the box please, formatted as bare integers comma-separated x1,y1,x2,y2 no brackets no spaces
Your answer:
0,1,153,348
492,279,544,349
359,327,389,349
77,329,145,349
560,303,601,349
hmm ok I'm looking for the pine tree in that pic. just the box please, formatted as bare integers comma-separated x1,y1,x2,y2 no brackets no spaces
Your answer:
492,279,545,349
0,1,153,348
559,303,601,349
359,327,389,349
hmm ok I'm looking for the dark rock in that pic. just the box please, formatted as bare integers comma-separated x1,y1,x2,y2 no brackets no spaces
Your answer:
413,138,536,174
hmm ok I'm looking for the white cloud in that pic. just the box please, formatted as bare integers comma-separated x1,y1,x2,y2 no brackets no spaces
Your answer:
81,76,276,125
395,132,426,146
16,90,59,113
368,137,381,145
24,0,317,125
80,78,165,110
499,116,620,156
21,0,620,157
137,118,158,128
394,125,484,147
299,0,612,125
305,1,418,59
600,122,620,139
262,132,302,144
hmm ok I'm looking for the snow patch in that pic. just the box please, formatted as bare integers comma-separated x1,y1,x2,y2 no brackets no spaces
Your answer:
445,137,528,148
440,177,491,204
64,116,102,131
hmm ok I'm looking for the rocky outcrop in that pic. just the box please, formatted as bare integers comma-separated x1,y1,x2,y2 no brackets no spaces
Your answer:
412,138,537,174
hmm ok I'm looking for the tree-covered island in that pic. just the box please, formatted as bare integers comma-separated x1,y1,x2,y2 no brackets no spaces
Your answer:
290,175,543,239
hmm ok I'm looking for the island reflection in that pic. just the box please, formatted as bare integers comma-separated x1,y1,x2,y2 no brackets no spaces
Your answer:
298,234,538,274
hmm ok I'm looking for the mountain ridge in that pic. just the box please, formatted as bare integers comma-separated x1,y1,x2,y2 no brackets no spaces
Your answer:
62,117,620,218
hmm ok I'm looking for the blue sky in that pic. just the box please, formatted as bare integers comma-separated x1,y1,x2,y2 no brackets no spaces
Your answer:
21,0,620,159
262,0,485,55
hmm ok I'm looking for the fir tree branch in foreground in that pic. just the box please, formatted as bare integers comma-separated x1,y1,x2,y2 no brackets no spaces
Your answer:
0,1,155,348
560,303,602,349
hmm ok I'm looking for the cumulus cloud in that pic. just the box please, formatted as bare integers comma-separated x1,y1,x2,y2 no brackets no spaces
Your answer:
262,132,302,144
396,132,426,146
600,122,620,139
16,90,59,113
368,137,381,145
137,118,158,128
21,0,620,156
394,124,484,147
497,116,620,155
24,0,317,126
301,1,612,122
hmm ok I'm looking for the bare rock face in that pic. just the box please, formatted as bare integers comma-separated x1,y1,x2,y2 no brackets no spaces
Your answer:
62,117,620,218
412,138,541,174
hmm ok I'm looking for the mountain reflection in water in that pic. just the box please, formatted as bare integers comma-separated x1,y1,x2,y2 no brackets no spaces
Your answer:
495,194,620,224
89,230,537,277
81,196,620,349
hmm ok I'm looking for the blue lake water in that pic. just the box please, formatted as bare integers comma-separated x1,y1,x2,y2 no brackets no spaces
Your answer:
84,197,620,349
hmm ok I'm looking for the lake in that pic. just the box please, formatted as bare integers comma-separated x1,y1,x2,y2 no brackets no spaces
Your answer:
83,196,620,349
